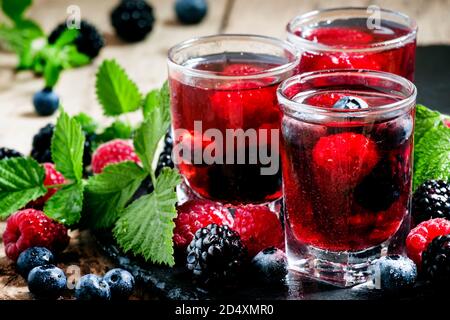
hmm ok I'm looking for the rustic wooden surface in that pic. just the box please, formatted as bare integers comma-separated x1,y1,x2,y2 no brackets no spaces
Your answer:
0,0,449,300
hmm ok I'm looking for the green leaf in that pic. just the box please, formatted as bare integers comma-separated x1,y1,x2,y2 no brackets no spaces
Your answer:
43,58,62,88
65,46,90,66
113,168,181,266
54,29,78,47
134,83,171,173
97,120,133,143
44,182,84,226
95,59,142,116
413,123,450,190
51,109,85,181
1,0,32,23
0,157,46,218
142,89,159,118
414,104,442,145
84,162,147,229
73,112,98,135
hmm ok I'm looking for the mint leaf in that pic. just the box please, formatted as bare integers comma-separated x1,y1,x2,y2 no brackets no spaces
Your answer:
0,157,46,218
135,83,171,173
54,29,78,47
95,59,142,116
413,123,450,190
415,104,442,144
97,120,133,143
84,162,147,229
1,0,32,23
44,182,83,226
43,58,62,88
51,109,85,181
73,112,98,135
113,168,180,266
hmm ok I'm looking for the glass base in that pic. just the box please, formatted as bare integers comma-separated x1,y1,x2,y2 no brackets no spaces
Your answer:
285,213,411,287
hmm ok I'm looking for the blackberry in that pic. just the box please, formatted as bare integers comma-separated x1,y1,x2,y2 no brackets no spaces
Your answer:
412,180,450,224
155,129,174,177
422,235,450,285
186,224,246,286
48,20,104,59
129,176,154,203
111,0,155,43
354,158,401,212
0,147,23,160
31,124,54,163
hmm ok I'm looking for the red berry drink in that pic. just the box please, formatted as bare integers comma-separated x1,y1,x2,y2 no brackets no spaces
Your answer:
287,7,417,80
168,35,299,204
278,70,416,286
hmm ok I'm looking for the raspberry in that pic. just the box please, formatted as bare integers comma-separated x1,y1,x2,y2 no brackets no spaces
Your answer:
312,133,379,189
29,163,65,208
304,27,373,46
406,218,450,266
2,209,69,261
173,199,234,250
91,139,140,174
233,205,284,257
444,118,450,128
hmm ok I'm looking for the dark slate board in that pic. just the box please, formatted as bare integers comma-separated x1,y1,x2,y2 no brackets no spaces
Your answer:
96,46,450,300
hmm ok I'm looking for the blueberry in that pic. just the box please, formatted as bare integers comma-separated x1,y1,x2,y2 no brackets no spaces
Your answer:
175,0,208,25
373,116,413,150
103,268,135,300
17,247,55,278
372,255,417,290
27,264,66,299
251,247,287,284
33,88,59,116
75,274,111,300
333,96,368,110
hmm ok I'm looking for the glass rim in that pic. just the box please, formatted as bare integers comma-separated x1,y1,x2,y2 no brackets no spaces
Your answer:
277,69,417,118
286,7,418,53
167,34,300,80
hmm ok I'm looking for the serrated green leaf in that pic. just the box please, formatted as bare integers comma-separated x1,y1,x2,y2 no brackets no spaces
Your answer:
95,59,142,116
51,109,85,181
0,157,46,218
113,168,180,266
84,162,147,229
1,0,32,23
414,104,442,145
142,89,159,118
413,123,450,190
44,182,84,226
73,112,98,135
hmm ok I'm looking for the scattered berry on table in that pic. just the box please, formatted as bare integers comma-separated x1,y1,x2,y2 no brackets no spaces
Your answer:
111,0,155,43
312,132,379,189
103,268,135,300
48,20,104,58
233,205,284,257
354,159,401,212
371,255,417,290
33,88,59,116
406,218,450,266
2,209,69,261
0,147,23,160
186,224,246,286
332,96,369,110
27,264,66,299
412,180,450,224
31,123,54,163
91,139,140,174
175,0,208,25
17,247,55,278
422,235,450,285
28,163,65,208
75,274,111,300
155,129,174,177
251,247,287,284
173,199,233,251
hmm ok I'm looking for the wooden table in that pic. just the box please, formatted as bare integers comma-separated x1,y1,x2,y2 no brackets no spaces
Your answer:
0,0,449,300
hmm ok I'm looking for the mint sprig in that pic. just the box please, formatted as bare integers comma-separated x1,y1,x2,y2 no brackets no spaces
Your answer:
113,168,180,266
414,104,442,145
95,59,143,116
84,162,147,229
0,157,46,218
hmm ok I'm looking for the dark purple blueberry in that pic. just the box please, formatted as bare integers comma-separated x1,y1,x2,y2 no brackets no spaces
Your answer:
27,264,66,299
332,96,368,110
17,247,55,278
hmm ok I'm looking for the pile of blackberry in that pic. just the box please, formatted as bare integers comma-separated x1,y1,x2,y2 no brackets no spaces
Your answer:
412,180,450,223
0,147,23,160
155,129,174,177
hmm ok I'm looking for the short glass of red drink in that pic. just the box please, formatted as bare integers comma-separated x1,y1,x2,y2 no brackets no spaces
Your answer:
287,7,417,80
168,35,299,204
277,69,416,286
